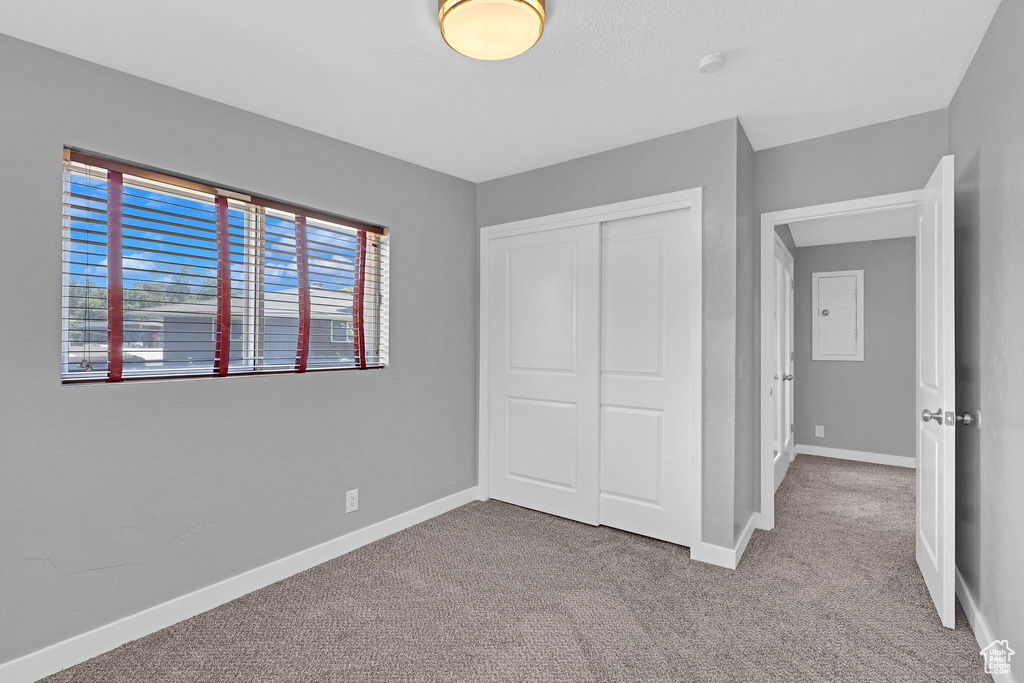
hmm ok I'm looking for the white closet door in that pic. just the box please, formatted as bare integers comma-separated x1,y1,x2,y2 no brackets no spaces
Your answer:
487,224,601,525
599,209,696,545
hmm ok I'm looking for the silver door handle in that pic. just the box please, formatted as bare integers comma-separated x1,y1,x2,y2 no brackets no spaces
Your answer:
956,411,976,426
783,374,794,381
921,408,943,424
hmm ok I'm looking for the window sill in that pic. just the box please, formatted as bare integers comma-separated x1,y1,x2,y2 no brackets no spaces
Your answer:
61,364,387,386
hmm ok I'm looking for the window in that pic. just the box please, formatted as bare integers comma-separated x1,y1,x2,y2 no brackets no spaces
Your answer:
331,320,354,344
62,150,389,383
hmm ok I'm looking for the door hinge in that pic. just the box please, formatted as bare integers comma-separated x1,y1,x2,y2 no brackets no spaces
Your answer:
790,351,794,361
790,424,794,433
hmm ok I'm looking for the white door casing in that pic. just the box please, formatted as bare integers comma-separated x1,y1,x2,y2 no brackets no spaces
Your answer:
915,155,956,629
599,209,698,546
487,224,601,525
773,239,795,490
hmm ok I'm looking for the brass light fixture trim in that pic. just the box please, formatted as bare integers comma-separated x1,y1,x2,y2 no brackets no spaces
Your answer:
438,0,546,61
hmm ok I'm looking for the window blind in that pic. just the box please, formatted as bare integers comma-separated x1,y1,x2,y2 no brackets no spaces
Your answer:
61,150,389,383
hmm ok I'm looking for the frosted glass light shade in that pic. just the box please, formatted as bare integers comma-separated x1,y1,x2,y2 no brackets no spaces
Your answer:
439,0,545,60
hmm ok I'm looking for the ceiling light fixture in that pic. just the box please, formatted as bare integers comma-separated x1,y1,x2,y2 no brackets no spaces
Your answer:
438,0,546,61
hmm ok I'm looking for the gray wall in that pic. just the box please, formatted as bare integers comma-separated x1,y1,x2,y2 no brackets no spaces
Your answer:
734,123,757,540
755,110,950,215
477,120,742,548
0,34,478,664
948,0,1024,658
793,238,916,457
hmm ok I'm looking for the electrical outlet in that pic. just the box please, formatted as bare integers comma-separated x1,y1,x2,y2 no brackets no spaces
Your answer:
346,489,358,513
815,425,825,438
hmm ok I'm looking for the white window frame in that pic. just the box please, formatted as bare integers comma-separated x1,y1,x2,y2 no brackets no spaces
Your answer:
331,319,354,344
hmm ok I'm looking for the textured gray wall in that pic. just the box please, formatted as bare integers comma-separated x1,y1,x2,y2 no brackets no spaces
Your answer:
477,120,741,549
734,123,757,540
948,0,1024,659
793,238,916,457
0,34,478,664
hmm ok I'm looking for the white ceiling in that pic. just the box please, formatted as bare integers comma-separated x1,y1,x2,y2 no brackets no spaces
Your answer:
0,0,1000,182
788,206,918,248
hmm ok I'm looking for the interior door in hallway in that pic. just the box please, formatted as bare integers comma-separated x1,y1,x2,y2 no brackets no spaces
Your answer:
599,209,698,546
487,224,601,525
916,155,956,629
773,238,795,490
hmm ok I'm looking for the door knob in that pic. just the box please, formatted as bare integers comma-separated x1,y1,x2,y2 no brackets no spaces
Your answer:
956,412,976,426
921,408,943,424
783,374,794,381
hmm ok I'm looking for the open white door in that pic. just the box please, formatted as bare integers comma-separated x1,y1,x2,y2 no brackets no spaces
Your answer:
487,224,601,525
773,239,795,490
916,155,956,628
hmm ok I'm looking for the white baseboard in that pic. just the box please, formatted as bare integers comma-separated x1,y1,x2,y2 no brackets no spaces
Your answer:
0,487,481,683
795,444,915,468
734,514,757,567
690,513,757,570
956,565,1018,683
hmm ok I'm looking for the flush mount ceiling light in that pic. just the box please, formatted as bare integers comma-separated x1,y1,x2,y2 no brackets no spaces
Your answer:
438,0,546,60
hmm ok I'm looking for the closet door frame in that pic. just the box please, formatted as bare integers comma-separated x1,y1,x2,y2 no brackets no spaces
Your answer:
478,188,703,543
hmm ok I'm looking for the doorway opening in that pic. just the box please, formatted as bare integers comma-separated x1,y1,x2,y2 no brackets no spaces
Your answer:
757,156,957,628
769,204,918,491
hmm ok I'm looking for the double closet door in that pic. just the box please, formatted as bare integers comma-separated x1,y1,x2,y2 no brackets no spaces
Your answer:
484,204,700,546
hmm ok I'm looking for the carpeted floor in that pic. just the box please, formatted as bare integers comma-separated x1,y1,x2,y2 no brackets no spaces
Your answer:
44,454,988,682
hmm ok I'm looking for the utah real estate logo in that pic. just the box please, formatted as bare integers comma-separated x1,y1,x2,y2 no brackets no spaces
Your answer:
980,640,1014,676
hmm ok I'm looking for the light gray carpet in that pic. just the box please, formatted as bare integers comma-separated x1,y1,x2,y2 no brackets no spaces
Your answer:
44,455,988,682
